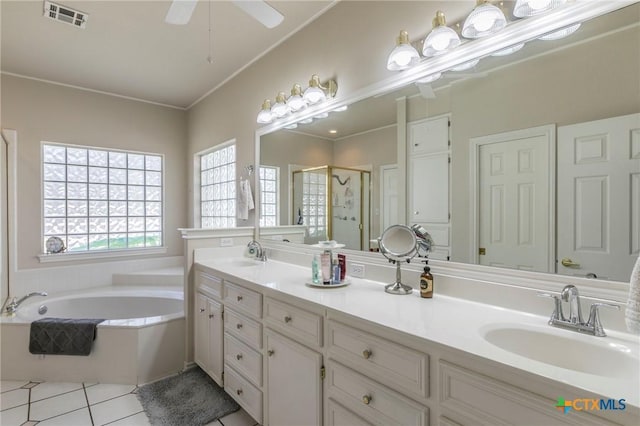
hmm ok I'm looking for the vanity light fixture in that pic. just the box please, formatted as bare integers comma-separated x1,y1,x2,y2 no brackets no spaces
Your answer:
386,30,421,71
461,0,507,39
332,105,348,112
287,84,307,111
271,92,290,118
513,0,565,18
538,23,581,40
313,112,329,119
451,58,480,71
304,74,337,104
284,123,298,130
491,42,525,56
416,73,442,84
257,99,273,124
422,11,461,57
299,117,314,124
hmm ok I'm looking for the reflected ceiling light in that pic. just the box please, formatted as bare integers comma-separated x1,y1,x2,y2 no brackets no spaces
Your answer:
513,0,565,17
452,58,480,71
256,99,273,124
332,105,348,112
539,23,581,40
287,84,307,111
303,74,337,104
329,129,337,134
271,92,290,118
461,0,507,39
422,11,461,57
491,43,525,56
416,73,442,84
386,30,420,70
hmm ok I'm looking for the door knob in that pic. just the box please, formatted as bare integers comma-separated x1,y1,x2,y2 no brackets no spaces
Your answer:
561,258,580,268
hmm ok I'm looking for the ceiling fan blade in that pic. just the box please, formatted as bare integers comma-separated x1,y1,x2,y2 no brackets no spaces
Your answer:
165,0,198,25
232,0,284,29
415,82,436,99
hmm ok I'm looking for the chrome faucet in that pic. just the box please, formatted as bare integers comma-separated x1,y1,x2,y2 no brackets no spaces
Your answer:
5,292,48,314
247,240,267,261
539,285,619,337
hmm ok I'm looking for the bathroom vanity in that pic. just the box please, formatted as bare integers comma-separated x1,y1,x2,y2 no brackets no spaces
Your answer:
191,247,639,426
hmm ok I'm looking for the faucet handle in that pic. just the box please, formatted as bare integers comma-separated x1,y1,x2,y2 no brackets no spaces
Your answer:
587,302,620,337
538,293,564,323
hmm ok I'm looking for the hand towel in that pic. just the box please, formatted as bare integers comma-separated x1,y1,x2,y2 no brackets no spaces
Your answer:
626,254,640,334
237,178,255,220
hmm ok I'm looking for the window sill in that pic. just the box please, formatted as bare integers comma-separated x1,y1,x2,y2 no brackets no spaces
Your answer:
38,247,168,263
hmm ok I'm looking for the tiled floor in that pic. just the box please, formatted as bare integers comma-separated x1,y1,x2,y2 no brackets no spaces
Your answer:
0,380,258,426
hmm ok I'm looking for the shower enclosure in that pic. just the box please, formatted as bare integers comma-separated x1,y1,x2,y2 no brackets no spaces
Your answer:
292,165,370,250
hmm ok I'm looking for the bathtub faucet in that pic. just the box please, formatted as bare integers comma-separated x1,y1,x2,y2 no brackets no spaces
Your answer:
5,292,48,314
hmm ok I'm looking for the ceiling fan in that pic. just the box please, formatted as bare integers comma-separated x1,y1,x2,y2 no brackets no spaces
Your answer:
165,0,284,28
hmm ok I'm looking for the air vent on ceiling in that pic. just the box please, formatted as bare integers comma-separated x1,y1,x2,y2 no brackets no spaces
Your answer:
43,1,88,29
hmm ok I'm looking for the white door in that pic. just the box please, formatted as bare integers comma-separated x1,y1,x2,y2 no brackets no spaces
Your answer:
0,135,7,306
557,113,640,281
380,165,398,232
265,329,322,426
474,126,554,272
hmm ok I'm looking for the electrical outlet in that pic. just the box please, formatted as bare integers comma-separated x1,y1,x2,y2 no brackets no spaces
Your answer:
350,263,365,278
220,238,233,247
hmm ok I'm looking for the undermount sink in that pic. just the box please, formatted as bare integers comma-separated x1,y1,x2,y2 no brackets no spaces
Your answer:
227,258,264,268
481,324,639,378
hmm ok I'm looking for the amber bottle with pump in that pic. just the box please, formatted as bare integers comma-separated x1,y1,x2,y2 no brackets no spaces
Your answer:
420,265,433,298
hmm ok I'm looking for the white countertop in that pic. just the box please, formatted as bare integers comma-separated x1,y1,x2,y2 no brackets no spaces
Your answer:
196,256,640,408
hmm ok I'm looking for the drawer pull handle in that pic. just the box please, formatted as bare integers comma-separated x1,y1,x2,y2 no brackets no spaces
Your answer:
362,395,372,405
362,349,372,359
208,314,214,319
199,308,205,313
267,349,275,356
237,295,243,302
284,315,292,323
236,389,243,396
236,323,243,329
236,353,243,360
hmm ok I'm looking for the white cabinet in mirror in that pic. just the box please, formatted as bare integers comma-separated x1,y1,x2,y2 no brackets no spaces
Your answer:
255,4,640,285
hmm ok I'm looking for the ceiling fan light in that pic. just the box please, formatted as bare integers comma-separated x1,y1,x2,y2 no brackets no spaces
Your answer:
539,23,581,40
491,43,525,56
271,92,290,118
423,12,461,57
387,30,420,70
462,1,507,39
256,99,273,124
513,0,565,17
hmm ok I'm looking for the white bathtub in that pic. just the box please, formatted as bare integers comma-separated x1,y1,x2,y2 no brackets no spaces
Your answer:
1,286,185,385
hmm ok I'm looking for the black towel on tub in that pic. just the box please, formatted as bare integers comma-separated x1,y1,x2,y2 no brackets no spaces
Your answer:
29,318,105,356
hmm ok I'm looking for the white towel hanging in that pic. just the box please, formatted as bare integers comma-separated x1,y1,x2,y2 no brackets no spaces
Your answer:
237,178,254,220
626,254,640,334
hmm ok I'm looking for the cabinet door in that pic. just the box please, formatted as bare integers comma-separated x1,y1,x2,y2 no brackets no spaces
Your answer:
409,116,449,155
410,153,449,223
194,293,210,372
207,298,223,386
265,329,322,426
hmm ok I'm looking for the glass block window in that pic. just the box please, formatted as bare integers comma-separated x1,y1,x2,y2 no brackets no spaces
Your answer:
302,171,326,239
200,143,236,228
259,166,279,227
42,143,163,253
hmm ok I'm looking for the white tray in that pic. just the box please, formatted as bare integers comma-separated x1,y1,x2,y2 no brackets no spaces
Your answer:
305,279,351,288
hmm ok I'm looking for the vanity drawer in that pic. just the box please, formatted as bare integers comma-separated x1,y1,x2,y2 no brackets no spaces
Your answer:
224,366,262,424
196,271,222,300
224,308,262,349
327,320,429,399
224,281,262,319
327,362,429,426
264,297,323,348
224,333,262,387
326,398,373,426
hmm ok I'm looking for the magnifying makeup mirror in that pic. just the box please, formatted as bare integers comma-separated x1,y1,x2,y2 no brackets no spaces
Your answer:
378,224,419,295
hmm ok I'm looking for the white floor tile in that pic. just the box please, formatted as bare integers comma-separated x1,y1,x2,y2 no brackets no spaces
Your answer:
219,408,256,426
0,388,29,411
30,382,84,402
85,383,136,405
30,389,87,421
37,407,92,426
0,381,29,394
107,411,151,426
204,421,224,426
90,393,144,426
0,404,28,426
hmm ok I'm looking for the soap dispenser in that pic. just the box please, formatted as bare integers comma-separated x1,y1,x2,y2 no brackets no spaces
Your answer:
420,265,433,298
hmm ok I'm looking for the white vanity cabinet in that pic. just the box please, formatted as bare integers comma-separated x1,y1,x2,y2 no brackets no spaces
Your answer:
223,281,264,424
194,271,224,386
264,296,324,426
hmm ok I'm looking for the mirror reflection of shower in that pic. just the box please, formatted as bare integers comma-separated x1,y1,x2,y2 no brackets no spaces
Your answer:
292,165,370,250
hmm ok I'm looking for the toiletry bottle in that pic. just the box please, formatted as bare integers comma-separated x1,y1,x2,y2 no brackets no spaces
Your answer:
420,266,433,298
332,259,341,284
338,254,346,281
320,251,331,284
311,255,320,284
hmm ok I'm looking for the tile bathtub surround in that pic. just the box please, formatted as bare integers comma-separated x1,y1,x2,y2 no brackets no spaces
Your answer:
0,380,259,426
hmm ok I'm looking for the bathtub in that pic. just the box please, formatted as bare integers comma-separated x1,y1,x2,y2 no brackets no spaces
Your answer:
0,286,185,385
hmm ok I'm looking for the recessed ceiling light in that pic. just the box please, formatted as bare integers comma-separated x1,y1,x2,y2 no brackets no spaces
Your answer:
329,130,337,134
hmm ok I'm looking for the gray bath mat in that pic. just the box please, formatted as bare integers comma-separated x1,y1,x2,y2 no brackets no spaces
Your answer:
137,367,240,426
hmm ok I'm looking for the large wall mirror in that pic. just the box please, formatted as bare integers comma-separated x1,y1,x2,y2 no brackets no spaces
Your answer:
258,4,640,284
